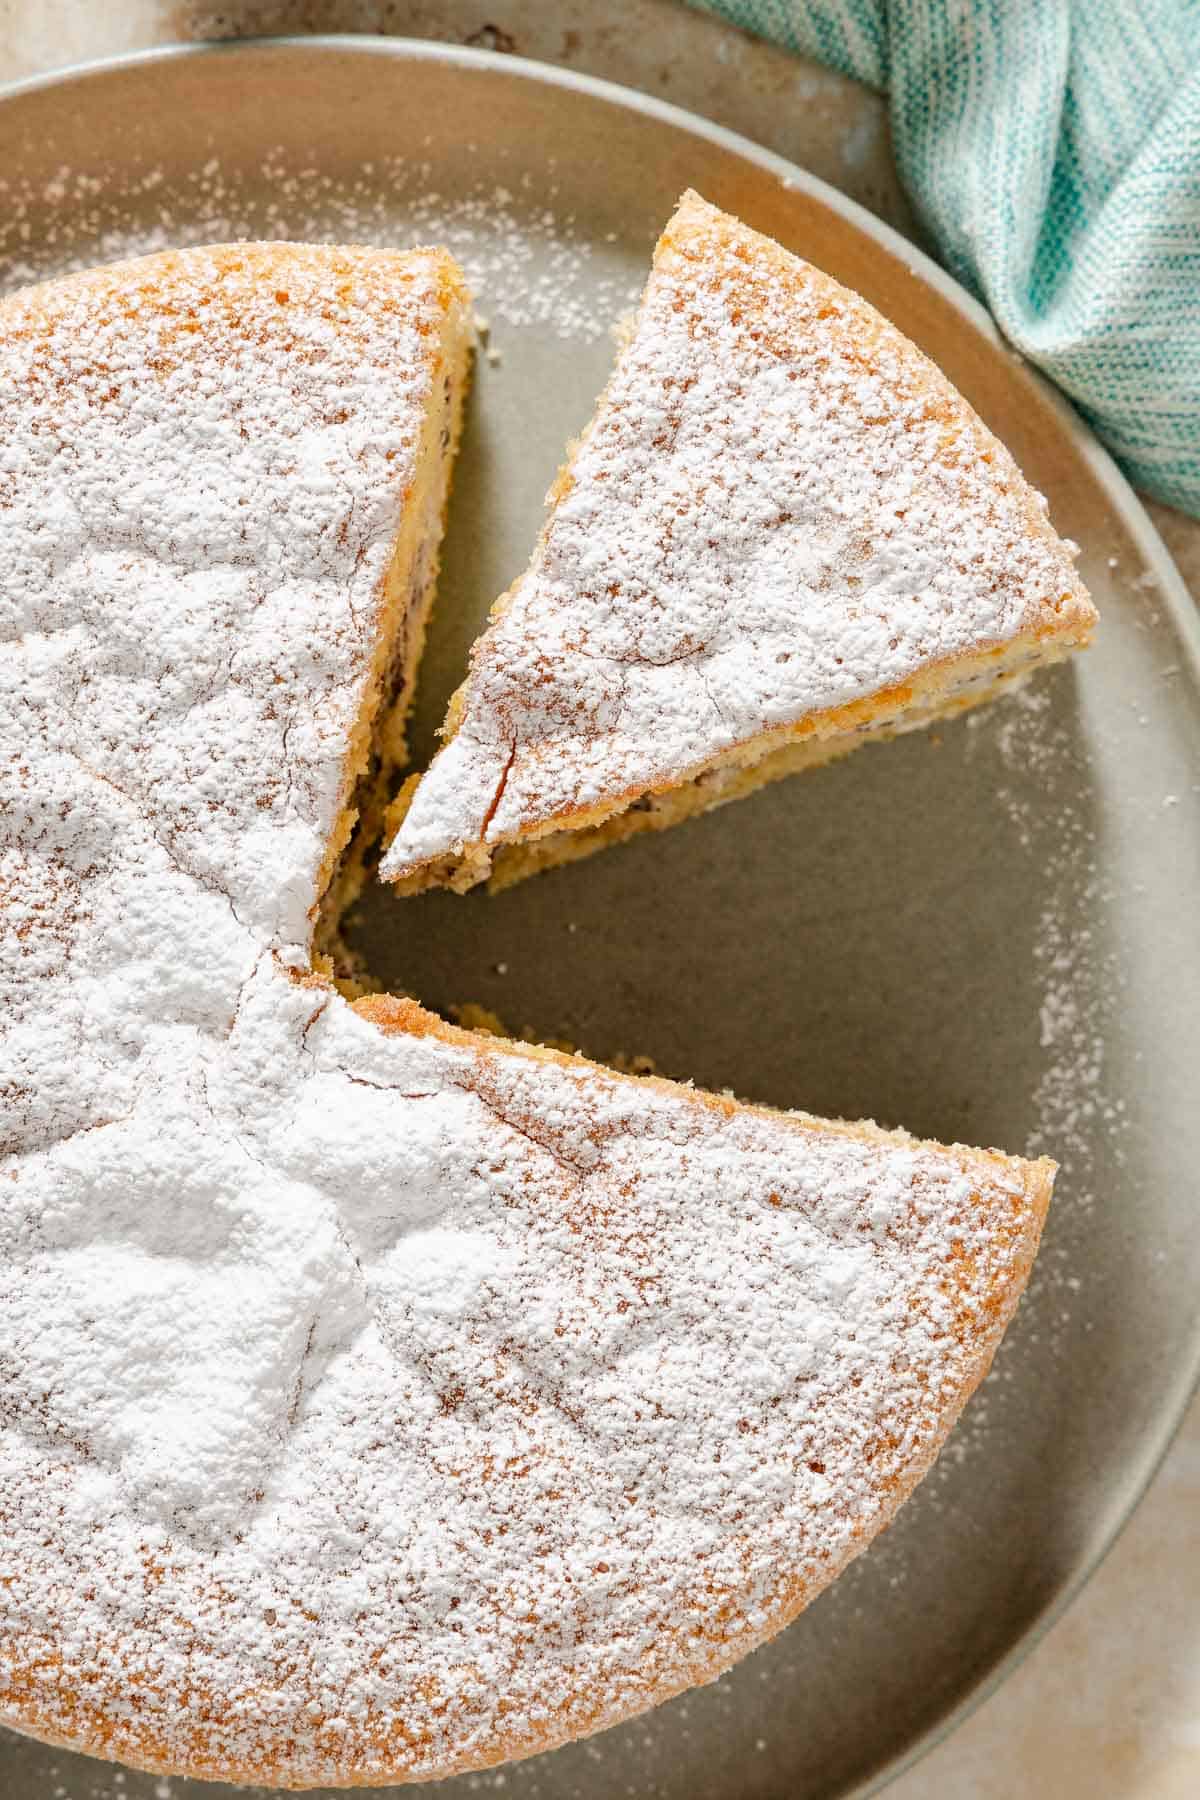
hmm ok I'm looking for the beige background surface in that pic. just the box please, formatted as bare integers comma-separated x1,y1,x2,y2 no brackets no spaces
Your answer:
1,3,1196,1795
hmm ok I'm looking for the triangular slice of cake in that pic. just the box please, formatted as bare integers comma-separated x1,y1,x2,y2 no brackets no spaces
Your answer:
381,191,1096,893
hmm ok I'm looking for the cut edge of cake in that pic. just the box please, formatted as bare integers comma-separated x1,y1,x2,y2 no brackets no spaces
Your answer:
395,616,1080,897
311,251,474,983
379,190,1097,897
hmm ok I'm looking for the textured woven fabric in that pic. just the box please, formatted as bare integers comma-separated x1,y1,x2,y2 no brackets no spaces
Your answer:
690,0,1200,514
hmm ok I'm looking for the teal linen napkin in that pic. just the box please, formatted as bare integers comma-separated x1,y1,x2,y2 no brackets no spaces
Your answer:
690,0,1200,515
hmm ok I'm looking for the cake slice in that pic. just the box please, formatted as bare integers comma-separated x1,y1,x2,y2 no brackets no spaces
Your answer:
381,191,1096,894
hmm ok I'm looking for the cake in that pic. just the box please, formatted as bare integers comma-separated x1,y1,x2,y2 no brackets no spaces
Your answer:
1,240,1053,1788
381,191,1097,895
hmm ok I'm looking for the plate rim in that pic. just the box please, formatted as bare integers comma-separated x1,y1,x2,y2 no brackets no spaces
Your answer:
1,34,1197,1800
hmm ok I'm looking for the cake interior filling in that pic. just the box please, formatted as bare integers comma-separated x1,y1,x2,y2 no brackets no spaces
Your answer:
313,328,470,985
389,626,1071,899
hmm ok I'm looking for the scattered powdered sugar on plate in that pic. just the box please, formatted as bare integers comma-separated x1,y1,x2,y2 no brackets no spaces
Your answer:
18,1759,176,1800
978,683,1126,1185
961,681,1129,1372
0,151,641,340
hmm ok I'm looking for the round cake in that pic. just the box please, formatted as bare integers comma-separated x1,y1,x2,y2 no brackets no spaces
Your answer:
1,238,1053,1788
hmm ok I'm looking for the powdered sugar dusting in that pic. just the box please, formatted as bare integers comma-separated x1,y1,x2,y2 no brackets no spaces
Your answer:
383,192,1093,881
0,152,640,341
1,238,1051,1786
975,683,1126,1188
956,677,1131,1380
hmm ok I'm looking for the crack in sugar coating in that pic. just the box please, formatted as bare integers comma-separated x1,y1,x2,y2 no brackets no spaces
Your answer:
1,236,1051,1787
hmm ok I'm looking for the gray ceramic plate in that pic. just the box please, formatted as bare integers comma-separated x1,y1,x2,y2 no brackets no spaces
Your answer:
1,37,1198,1800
